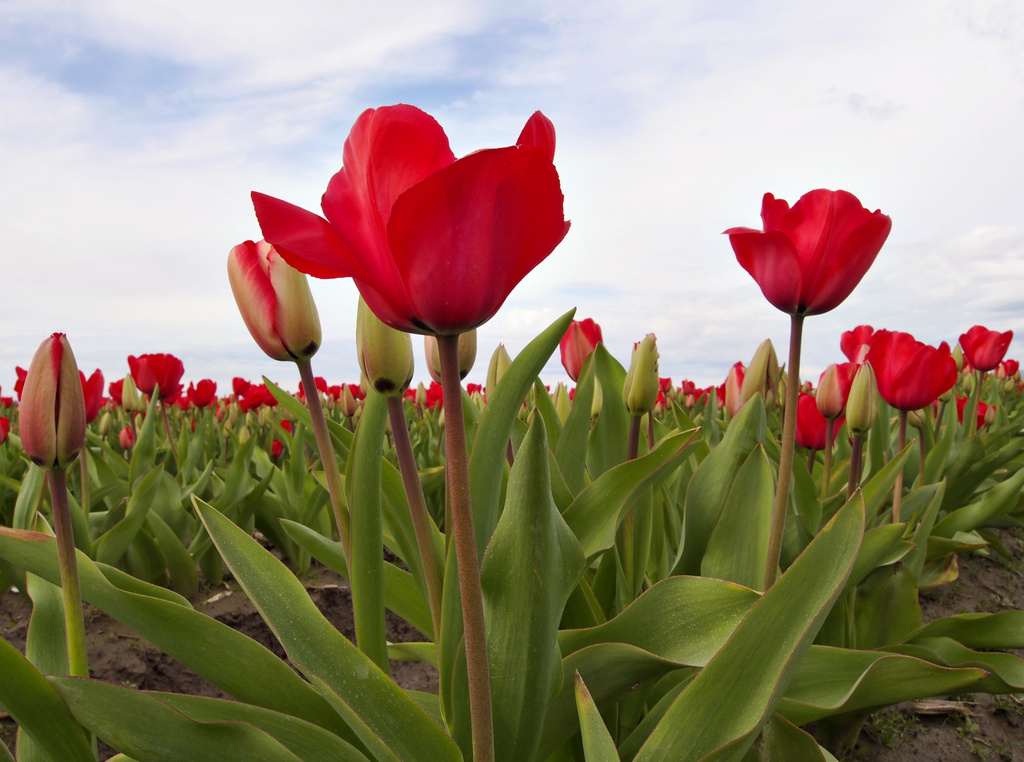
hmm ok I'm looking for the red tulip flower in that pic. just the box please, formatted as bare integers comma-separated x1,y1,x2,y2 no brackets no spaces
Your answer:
118,425,134,450
108,378,124,407
79,369,105,423
270,439,284,458
956,396,989,430
997,359,1019,379
559,318,603,382
187,379,218,408
128,354,185,401
866,331,957,411
795,392,833,451
725,189,891,316
958,325,1013,372
0,416,9,445
840,325,876,364
232,377,251,397
253,105,570,335
14,366,27,400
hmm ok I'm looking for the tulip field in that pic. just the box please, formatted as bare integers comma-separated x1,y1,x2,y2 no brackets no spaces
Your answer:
1,105,1024,762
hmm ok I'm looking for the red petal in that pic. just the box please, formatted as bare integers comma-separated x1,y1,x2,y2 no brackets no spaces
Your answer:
728,229,804,314
251,192,361,280
386,145,568,334
517,111,556,162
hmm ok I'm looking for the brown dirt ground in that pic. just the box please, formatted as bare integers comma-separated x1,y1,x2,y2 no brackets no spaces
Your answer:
2,530,1023,761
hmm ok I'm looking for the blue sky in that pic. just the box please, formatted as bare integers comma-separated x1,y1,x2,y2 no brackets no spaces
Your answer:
2,0,1022,396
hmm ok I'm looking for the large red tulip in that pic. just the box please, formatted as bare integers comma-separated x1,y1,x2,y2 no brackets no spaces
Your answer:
128,353,185,401
79,369,105,423
20,333,86,470
866,330,957,411
725,190,891,316
560,318,603,382
253,105,570,335
958,325,1013,372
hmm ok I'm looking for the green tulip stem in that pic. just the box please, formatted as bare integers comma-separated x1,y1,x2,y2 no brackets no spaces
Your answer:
438,333,494,762
627,414,641,462
386,396,444,642
968,369,983,437
892,410,908,523
296,359,352,563
78,449,90,515
764,313,804,589
46,468,89,678
847,435,865,500
646,410,655,451
821,418,835,498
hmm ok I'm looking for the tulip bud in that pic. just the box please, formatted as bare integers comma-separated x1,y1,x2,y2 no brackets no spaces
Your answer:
816,363,851,420
740,340,779,409
415,383,428,408
120,374,143,412
118,425,134,450
907,409,926,430
952,344,964,372
724,362,745,418
19,333,87,470
227,239,322,362
356,298,414,397
486,344,512,399
560,318,603,382
846,362,878,436
985,405,996,426
425,331,477,382
623,334,659,416
339,384,358,417
591,378,603,421
552,383,571,423
97,410,112,437
961,373,976,396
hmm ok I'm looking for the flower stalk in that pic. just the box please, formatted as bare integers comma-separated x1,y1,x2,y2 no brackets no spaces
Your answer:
47,469,89,678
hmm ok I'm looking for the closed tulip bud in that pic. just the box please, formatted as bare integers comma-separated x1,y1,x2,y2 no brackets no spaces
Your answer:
740,339,779,408
425,331,477,383
846,362,878,436
356,298,414,397
19,333,87,470
961,372,976,396
623,334,659,416
907,409,926,430
724,362,745,418
952,344,964,372
97,410,112,437
816,363,854,420
486,344,512,399
121,374,143,412
118,425,134,450
985,405,997,426
339,384,358,417
552,383,571,423
591,378,603,421
228,239,322,362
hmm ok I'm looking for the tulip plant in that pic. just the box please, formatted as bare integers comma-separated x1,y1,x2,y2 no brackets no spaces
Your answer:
1,104,1024,762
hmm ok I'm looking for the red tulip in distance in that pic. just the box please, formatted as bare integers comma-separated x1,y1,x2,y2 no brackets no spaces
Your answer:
867,331,957,411
841,325,876,364
128,354,185,401
253,105,570,335
725,190,892,316
79,369,105,423
560,318,603,382
20,333,87,470
187,379,218,408
958,325,1013,372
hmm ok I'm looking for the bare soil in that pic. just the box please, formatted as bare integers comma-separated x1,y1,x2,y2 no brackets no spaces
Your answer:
2,530,1023,760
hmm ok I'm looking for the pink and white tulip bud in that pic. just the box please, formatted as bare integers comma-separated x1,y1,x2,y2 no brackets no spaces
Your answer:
19,333,86,470
724,362,745,418
816,363,854,420
339,385,358,417
228,239,321,362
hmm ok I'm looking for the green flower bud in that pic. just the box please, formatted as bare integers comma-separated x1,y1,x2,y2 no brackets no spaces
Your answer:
740,339,779,409
552,383,571,423
425,331,477,382
591,378,603,421
121,374,143,412
486,344,512,400
846,362,878,436
356,297,414,397
623,334,659,416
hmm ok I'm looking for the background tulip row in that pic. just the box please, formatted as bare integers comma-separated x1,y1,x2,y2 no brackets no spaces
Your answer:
1,104,1023,762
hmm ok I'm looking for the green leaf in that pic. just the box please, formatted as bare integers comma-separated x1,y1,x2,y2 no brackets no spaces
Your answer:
194,498,462,762
574,673,620,762
853,564,921,650
128,390,161,488
910,611,1024,649
0,526,349,740
94,466,166,566
146,509,199,599
346,390,390,674
556,359,596,495
563,432,701,558
0,638,93,762
886,637,1024,694
673,399,765,576
860,443,914,526
470,309,575,555
634,494,865,761
558,576,759,664
264,376,354,457
777,645,986,725
759,714,839,762
586,344,629,479
931,467,1024,538
480,414,587,762
13,463,45,531
51,677,305,762
701,445,774,591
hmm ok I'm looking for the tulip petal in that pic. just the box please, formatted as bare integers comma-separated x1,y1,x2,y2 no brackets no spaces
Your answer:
803,211,892,314
386,145,569,334
727,230,804,314
252,192,362,280
517,111,556,162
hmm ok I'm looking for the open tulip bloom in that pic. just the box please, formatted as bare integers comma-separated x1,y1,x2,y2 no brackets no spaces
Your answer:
253,104,570,336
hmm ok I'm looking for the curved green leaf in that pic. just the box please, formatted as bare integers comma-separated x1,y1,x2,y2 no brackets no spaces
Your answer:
634,494,865,761
195,498,462,762
886,636,1024,694
910,611,1024,649
575,673,620,762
